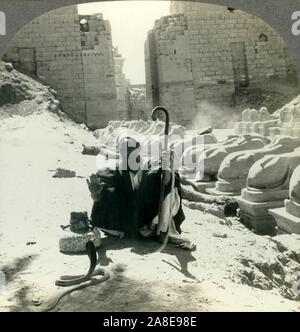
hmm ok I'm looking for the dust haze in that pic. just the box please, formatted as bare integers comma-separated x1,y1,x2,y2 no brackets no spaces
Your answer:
192,102,241,129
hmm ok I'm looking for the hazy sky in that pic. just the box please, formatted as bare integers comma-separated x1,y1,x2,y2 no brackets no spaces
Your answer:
78,1,170,84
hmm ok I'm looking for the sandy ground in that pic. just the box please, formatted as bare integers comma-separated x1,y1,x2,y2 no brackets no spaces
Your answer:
0,108,299,312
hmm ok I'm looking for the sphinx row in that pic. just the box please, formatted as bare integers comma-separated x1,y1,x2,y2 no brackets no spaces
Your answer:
182,104,300,236
90,105,300,236
235,95,300,138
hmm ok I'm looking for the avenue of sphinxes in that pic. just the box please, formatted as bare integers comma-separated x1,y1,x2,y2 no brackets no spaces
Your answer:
190,98,300,236
92,95,300,237
2,1,300,313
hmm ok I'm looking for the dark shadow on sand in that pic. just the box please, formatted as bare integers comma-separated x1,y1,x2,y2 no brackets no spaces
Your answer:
1,255,37,283
97,235,198,281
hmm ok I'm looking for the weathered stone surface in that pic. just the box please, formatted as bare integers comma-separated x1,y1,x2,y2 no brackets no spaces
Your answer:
3,6,121,129
287,164,300,218
145,4,296,125
269,165,300,234
242,109,251,122
259,107,278,122
269,97,300,138
270,207,300,235
235,107,280,136
234,196,279,235
280,107,294,126
235,153,300,235
216,136,300,195
177,133,218,176
246,149,300,195
195,135,268,181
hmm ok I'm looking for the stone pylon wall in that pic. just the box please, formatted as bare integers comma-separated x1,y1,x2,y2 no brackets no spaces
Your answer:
79,13,118,128
128,85,147,120
145,15,197,125
113,49,130,121
145,3,297,126
3,6,119,129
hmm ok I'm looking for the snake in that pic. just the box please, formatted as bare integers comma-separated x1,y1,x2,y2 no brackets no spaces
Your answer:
40,241,110,312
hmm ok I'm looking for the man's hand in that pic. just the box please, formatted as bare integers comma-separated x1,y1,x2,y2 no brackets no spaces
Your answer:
162,150,174,186
87,174,105,202
161,150,173,171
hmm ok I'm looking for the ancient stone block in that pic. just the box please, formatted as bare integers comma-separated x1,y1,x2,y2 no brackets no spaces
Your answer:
3,6,124,129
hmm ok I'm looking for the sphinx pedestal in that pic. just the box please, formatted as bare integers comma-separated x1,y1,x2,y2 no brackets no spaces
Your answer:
214,136,300,196
206,181,242,196
235,189,284,236
234,150,300,235
197,134,268,193
234,107,280,137
269,164,300,234
269,208,300,234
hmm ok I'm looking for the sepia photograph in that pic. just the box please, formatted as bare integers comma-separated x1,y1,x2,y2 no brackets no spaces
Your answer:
0,0,300,314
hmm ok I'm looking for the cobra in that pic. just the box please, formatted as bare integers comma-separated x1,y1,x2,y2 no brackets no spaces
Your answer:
40,241,110,312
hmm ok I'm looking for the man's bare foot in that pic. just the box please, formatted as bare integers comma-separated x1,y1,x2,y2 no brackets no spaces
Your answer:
169,234,197,251
175,241,197,251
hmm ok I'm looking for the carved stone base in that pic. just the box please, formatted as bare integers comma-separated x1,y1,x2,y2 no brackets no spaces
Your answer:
269,207,300,234
285,199,300,218
276,228,288,235
180,177,216,193
293,127,300,138
269,127,300,138
250,123,260,134
243,123,252,134
269,127,281,137
214,178,246,195
192,180,216,193
235,196,282,235
234,122,242,135
206,186,237,197
241,187,289,203
280,127,293,136
258,124,271,137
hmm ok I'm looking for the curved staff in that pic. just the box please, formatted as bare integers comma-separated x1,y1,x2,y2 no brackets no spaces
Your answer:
151,106,170,151
151,106,170,236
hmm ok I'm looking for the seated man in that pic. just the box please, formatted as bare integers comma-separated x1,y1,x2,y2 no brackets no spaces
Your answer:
87,133,195,250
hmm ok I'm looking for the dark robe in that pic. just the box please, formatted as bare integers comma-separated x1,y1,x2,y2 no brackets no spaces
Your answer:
90,167,185,238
